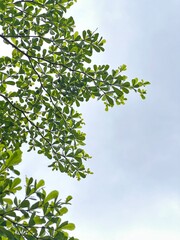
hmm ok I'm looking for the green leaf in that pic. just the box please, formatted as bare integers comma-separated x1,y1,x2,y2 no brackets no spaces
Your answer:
0,227,16,239
36,179,45,189
119,64,127,72
82,30,86,39
122,88,129,94
132,78,139,86
5,150,22,167
59,207,68,216
113,87,123,97
24,235,37,240
84,56,91,63
14,197,18,206
64,105,69,114
3,198,13,205
93,45,100,52
20,200,29,208
66,195,73,203
11,178,21,189
0,2,5,11
34,216,45,225
106,95,114,106
30,201,40,210
5,81,15,85
29,212,36,226
73,31,79,40
60,222,75,231
44,190,59,203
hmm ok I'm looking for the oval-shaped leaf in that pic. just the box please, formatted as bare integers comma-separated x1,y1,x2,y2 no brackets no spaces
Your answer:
44,190,59,203
5,149,22,167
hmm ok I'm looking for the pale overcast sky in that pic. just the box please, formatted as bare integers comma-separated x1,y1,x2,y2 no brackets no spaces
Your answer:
15,0,180,239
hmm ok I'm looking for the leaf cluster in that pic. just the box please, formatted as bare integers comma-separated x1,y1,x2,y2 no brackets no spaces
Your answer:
0,145,77,240
0,0,150,179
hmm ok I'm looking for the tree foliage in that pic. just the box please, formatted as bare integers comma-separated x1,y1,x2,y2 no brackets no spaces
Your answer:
0,146,77,239
0,0,150,239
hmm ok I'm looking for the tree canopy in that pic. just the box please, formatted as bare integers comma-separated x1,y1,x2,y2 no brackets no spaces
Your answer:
0,0,150,239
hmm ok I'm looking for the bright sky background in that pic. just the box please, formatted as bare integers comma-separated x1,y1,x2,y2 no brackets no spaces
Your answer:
4,0,180,239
